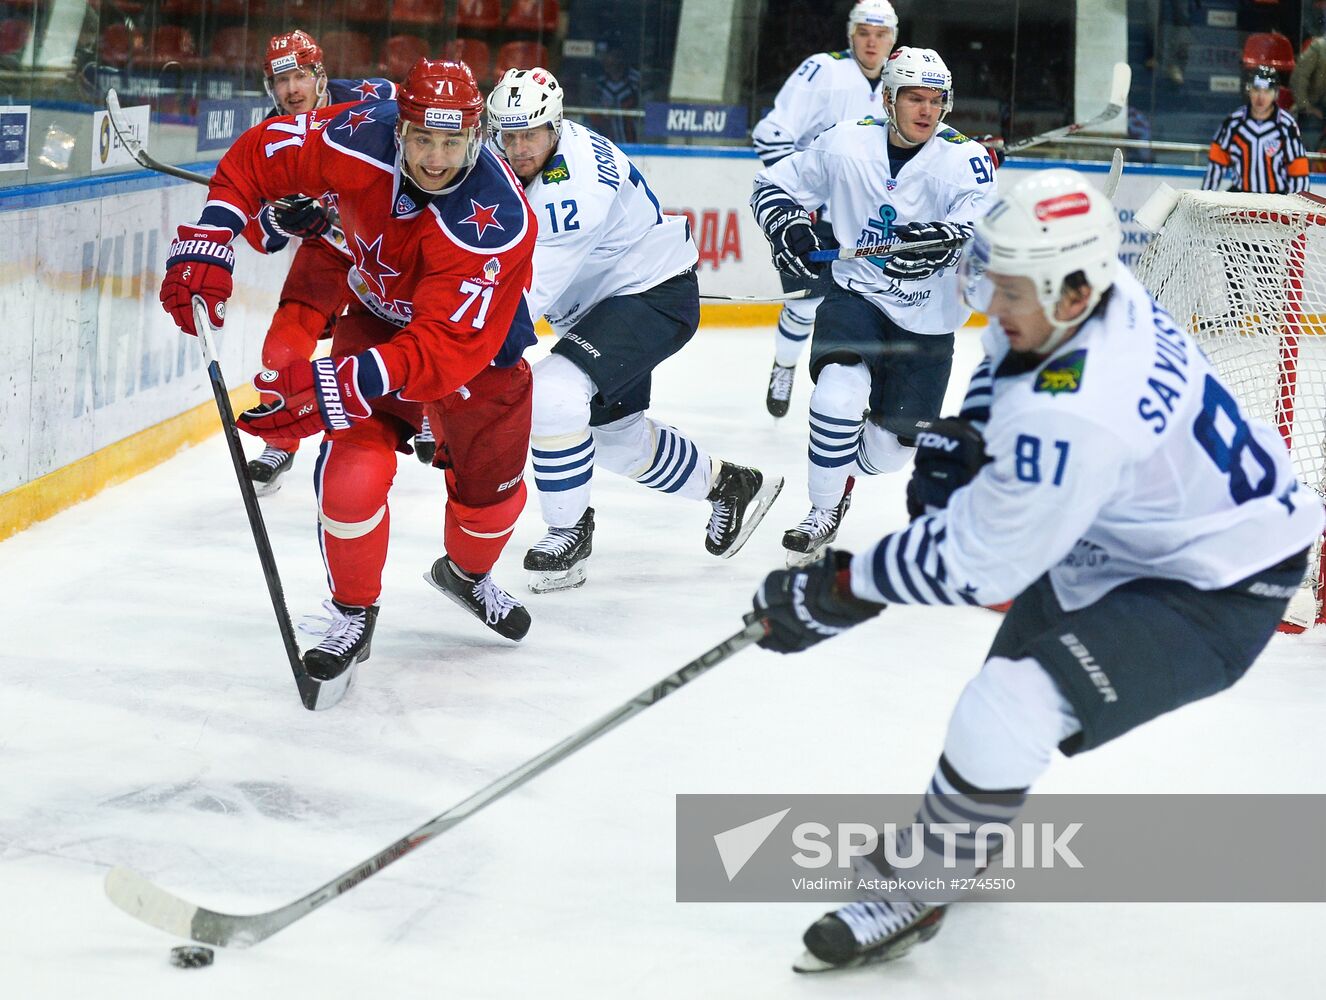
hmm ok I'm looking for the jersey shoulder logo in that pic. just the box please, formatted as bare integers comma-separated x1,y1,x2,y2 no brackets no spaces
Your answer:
1035,349,1088,395
542,154,571,184
938,126,971,144
828,49,850,60
855,115,887,127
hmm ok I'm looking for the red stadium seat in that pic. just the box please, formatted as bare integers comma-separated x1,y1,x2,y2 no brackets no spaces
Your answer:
389,0,438,27
149,25,203,71
1242,31,1295,74
0,18,30,57
208,27,254,72
322,30,376,77
381,34,429,81
495,41,550,77
505,0,559,33
442,37,491,84
456,0,500,31
100,24,145,66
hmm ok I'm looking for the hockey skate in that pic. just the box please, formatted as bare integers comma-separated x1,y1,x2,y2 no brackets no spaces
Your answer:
426,557,531,641
793,900,946,973
247,446,295,496
706,462,784,558
524,508,594,593
766,361,796,418
783,477,854,567
414,416,436,465
299,599,379,709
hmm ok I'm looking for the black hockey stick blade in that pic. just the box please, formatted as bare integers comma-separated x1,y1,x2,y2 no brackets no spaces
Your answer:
189,298,335,712
104,618,768,947
105,89,212,185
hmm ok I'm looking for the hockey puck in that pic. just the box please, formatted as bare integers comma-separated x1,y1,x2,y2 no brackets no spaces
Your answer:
169,944,214,968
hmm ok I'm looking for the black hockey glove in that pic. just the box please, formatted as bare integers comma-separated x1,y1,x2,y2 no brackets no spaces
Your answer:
879,221,971,281
905,417,990,520
267,195,333,240
751,549,885,654
763,206,828,282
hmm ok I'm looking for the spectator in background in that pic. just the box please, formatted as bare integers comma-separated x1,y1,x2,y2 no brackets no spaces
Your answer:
1145,0,1191,85
588,43,640,143
1291,4,1326,149
1204,65,1308,192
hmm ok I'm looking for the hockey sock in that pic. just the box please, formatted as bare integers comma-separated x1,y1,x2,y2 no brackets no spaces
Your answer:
445,484,526,576
531,354,596,527
775,297,819,368
854,420,913,476
314,433,397,608
595,412,715,501
807,362,869,508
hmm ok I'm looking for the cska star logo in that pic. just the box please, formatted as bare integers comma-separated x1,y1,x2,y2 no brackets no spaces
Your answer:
353,233,401,297
460,200,505,240
337,107,376,136
352,80,382,101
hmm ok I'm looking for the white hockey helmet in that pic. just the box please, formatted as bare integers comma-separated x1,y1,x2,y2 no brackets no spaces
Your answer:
847,0,899,43
962,169,1121,340
882,46,953,117
486,67,564,151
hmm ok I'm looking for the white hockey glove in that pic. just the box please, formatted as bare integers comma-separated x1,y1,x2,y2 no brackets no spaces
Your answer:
879,221,972,281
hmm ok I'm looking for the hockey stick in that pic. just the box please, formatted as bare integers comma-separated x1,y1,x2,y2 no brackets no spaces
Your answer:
104,618,769,947
106,89,213,184
1103,147,1124,200
999,62,1131,156
807,235,965,264
700,289,811,302
189,297,332,713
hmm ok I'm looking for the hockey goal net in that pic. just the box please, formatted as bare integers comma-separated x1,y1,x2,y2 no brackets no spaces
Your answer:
1134,188,1326,630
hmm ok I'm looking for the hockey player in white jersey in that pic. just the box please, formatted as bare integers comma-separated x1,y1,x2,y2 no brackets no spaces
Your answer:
745,169,1323,971
752,46,998,565
752,0,898,417
486,68,783,593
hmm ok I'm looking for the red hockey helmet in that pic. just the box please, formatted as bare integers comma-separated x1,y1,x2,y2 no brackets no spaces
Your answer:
396,58,484,132
265,30,323,79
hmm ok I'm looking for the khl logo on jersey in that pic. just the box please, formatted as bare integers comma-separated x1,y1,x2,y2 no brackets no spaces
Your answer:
395,193,416,216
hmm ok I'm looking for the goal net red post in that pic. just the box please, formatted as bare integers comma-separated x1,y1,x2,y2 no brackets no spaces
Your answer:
1135,187,1326,631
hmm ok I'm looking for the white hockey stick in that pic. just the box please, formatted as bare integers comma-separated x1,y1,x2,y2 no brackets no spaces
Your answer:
700,289,811,302
1103,147,1124,200
1000,62,1131,155
105,619,768,948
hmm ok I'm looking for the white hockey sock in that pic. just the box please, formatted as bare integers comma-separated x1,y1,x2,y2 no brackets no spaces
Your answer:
531,354,596,528
854,420,914,476
775,297,819,368
807,362,870,508
594,412,715,501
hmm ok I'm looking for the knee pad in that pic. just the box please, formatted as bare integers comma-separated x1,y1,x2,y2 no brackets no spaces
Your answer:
810,362,871,418
856,421,914,475
532,353,595,438
942,656,1082,790
314,435,396,530
592,412,653,478
262,301,325,370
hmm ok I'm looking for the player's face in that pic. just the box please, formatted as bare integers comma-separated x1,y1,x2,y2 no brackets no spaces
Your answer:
985,272,1090,353
402,127,475,192
271,66,322,115
851,25,895,75
498,125,559,183
890,87,945,145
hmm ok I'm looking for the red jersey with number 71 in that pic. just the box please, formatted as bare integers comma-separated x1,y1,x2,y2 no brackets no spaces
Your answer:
194,99,537,402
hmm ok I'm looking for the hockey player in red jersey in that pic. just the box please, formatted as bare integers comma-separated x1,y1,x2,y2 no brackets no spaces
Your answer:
241,29,403,495
159,58,539,691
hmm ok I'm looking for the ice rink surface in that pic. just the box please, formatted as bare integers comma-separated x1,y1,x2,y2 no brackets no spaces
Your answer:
3,325,1324,998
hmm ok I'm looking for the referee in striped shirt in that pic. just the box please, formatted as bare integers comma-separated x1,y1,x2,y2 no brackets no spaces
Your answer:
1203,65,1309,193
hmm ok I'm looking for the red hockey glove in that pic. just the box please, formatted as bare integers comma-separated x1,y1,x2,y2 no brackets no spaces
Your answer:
159,225,235,335
238,355,378,441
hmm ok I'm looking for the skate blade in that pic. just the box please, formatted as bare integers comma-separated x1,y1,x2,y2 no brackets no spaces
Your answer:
791,908,944,973
784,545,824,569
304,662,357,711
423,571,526,642
527,563,588,593
251,478,284,498
718,475,785,559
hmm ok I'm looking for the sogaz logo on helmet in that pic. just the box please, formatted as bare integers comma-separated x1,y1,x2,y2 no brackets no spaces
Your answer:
497,113,530,127
921,73,947,86
424,108,464,130
270,54,298,75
